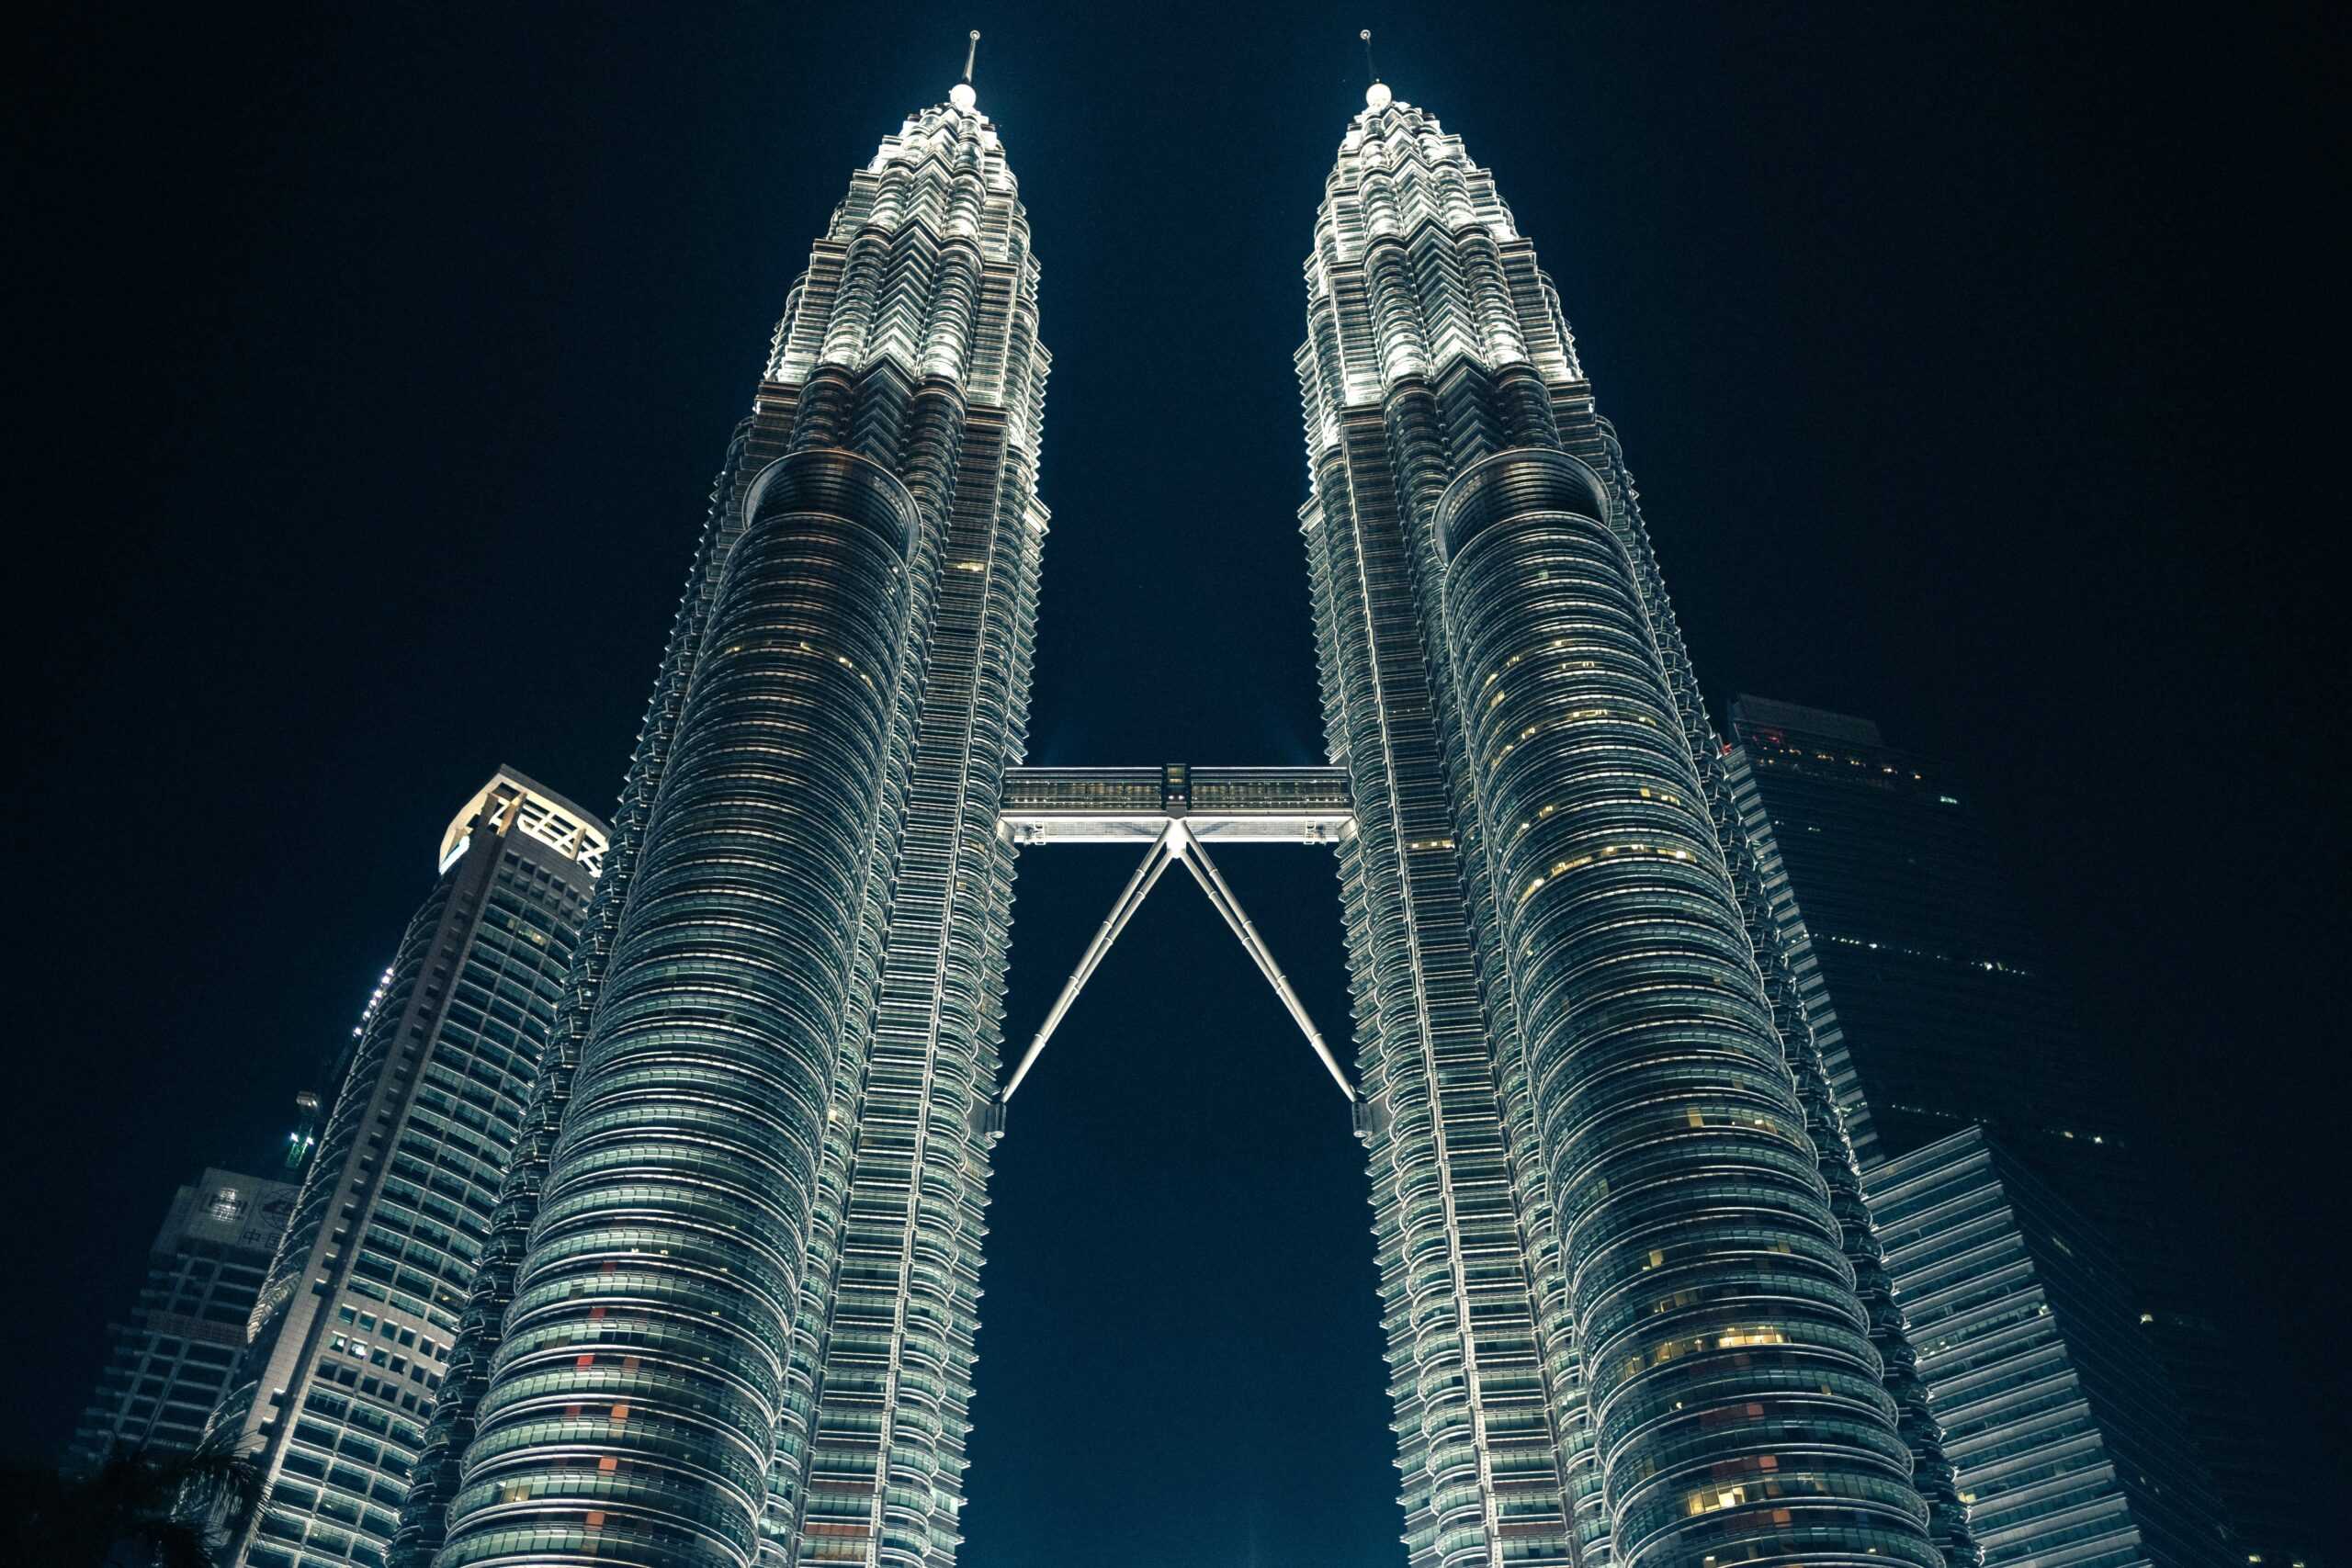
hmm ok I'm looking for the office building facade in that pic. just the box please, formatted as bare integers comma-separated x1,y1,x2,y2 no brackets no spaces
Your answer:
1718,699,2133,1194
1867,1130,2230,1568
1722,697,2310,1565
217,770,606,1568
66,1169,297,1474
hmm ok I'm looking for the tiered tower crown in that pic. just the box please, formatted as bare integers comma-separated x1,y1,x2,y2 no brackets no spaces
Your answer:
766,99,1046,452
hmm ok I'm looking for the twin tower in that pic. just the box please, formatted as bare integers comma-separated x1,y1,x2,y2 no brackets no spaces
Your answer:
386,72,1975,1568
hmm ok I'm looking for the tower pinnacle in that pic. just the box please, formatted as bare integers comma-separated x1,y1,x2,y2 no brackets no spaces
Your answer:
1361,28,1390,107
950,28,979,110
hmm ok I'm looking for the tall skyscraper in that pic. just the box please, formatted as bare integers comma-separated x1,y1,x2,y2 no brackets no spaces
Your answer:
1721,697,2312,1566
66,1169,296,1474
390,67,1979,1568
217,769,606,1568
1293,82,1968,1568
394,65,1047,1568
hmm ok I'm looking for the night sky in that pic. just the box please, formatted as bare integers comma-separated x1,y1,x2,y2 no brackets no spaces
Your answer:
11,3,2344,1562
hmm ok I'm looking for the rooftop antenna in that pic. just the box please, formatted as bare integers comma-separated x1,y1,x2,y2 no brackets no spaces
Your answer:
951,29,981,111
1360,28,1392,109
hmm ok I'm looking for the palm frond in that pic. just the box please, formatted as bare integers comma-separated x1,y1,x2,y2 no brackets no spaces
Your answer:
34,1434,273,1567
148,1429,267,1529
128,1517,217,1568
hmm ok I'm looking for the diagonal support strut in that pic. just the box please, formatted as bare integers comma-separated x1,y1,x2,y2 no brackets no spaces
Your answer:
1001,826,1180,1102
998,819,1355,1109
1170,826,1356,1102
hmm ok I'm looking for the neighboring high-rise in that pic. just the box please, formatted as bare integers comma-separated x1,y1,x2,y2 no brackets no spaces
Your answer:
1718,698,2136,1202
1868,1130,2229,1568
1293,84,1964,1568
1721,696,2312,1566
393,68,1048,1568
65,1169,296,1474
216,769,606,1568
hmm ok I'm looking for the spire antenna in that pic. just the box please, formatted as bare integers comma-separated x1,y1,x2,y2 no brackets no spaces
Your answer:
1359,28,1392,109
950,29,981,112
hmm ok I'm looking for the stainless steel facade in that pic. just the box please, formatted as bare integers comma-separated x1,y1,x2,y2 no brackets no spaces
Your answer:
396,85,1047,1568
1296,87,1965,1567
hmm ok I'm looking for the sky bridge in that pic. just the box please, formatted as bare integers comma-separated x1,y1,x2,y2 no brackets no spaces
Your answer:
998,763,1351,844
995,764,1362,1113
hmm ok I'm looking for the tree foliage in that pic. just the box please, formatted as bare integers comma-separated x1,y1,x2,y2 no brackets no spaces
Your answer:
0,1432,267,1567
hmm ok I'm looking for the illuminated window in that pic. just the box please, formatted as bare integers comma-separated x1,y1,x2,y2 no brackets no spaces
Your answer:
1715,1327,1788,1348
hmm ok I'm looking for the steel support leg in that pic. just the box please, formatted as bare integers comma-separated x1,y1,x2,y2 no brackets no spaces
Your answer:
1001,827,1179,1102
1174,827,1356,1101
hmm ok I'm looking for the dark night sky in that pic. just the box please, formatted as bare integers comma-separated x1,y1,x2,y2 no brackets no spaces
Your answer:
10,3,2345,1562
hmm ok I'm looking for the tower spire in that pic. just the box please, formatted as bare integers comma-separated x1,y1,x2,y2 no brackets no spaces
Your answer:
1360,28,1391,109
951,29,981,111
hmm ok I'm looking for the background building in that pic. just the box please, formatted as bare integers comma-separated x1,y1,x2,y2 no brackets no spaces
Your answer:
64,1169,296,1474
1719,698,2135,1199
1721,697,2312,1566
1868,1129,2231,1568
214,769,605,1568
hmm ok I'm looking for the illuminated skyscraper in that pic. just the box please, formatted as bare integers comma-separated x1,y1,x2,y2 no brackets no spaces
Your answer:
1291,80,1967,1568
217,769,606,1568
393,62,1048,1568
388,61,1984,1568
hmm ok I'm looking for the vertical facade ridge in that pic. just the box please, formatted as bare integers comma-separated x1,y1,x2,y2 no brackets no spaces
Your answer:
390,412,784,1568
1303,98,1584,1562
